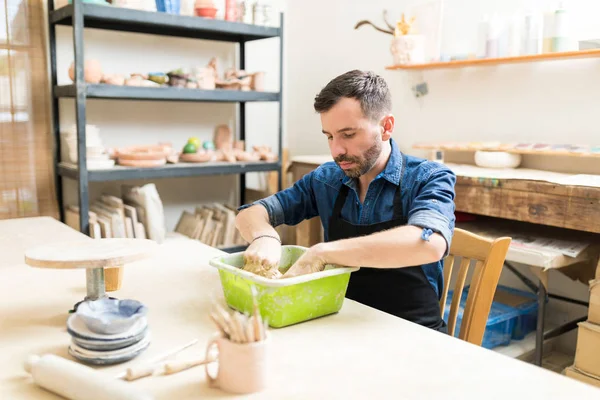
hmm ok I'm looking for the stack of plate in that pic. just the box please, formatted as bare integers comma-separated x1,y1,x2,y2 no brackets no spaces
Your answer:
66,313,150,365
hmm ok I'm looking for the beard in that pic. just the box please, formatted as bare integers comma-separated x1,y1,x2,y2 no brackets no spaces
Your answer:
334,138,382,178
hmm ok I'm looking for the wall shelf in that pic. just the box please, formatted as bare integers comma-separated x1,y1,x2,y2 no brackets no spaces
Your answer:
386,49,600,71
55,84,280,103
58,161,281,182
413,142,600,159
49,3,280,42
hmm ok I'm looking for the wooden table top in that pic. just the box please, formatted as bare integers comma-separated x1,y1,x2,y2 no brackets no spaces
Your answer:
1,217,599,399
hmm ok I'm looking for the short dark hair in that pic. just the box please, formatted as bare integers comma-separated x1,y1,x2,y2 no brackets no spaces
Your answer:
313,70,392,121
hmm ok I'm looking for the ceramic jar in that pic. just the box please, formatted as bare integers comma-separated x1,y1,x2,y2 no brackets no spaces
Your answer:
390,34,426,65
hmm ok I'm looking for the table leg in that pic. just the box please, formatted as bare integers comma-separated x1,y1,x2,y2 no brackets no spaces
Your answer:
85,267,106,301
534,280,547,366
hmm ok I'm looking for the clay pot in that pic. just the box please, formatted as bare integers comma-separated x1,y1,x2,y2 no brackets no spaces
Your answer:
101,74,125,86
195,7,217,18
251,72,265,91
68,59,103,84
180,151,215,163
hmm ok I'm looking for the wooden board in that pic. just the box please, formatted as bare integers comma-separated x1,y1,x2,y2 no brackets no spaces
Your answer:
24,238,158,269
454,176,600,234
385,49,600,71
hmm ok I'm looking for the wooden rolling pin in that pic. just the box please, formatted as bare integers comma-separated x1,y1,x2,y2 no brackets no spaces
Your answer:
25,354,153,400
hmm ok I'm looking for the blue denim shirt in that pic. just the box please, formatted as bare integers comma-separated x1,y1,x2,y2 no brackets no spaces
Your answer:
239,138,456,298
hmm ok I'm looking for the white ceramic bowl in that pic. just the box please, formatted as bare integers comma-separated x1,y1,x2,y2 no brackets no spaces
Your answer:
474,151,522,169
75,298,148,335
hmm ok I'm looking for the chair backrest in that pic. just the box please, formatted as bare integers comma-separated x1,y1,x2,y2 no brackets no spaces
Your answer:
439,228,512,346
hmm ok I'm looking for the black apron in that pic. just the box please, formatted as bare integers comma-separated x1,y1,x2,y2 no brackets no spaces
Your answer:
327,155,447,333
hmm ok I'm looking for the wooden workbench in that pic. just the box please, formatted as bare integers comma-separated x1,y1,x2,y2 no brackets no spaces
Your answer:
287,156,600,369
2,216,600,398
288,157,600,243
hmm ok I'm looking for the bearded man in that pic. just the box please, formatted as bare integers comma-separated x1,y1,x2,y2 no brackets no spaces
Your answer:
235,70,457,333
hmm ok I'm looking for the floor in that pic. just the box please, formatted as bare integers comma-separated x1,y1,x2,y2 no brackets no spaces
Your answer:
538,351,574,374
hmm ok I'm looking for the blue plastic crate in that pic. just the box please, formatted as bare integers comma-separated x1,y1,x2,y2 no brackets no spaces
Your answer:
443,286,520,349
493,285,539,340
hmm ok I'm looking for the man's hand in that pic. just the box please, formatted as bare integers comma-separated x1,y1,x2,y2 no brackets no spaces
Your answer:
282,243,327,278
243,236,282,271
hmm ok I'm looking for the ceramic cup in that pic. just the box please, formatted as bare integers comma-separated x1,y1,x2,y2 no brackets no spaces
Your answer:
205,332,270,394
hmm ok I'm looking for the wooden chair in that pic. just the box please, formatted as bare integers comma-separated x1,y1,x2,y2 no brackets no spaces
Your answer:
439,227,512,346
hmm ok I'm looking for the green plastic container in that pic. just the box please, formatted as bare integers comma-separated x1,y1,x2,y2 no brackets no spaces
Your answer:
208,246,359,328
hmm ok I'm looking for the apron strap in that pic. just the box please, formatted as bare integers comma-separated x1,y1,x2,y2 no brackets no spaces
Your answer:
332,183,350,217
391,153,407,220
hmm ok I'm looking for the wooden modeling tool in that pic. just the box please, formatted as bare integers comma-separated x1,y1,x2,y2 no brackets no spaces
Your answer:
115,338,199,381
209,286,266,343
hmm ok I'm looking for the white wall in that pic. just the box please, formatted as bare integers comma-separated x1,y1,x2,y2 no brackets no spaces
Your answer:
285,0,600,174
282,0,600,355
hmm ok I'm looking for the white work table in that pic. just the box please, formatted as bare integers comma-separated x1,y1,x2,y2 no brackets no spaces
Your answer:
1,217,599,399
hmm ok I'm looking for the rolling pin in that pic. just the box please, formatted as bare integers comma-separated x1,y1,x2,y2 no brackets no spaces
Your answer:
25,354,153,400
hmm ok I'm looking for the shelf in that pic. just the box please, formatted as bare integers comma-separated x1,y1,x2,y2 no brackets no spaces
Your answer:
413,142,600,159
55,84,280,103
58,161,281,182
386,49,600,71
49,4,281,42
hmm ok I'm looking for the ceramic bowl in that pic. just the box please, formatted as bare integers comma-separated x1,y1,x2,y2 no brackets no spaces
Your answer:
76,298,148,335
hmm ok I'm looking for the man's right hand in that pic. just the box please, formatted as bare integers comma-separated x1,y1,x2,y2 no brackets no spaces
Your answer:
243,236,282,270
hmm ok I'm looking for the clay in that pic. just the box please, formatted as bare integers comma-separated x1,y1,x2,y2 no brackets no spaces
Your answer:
213,124,233,151
124,75,160,87
118,158,166,168
217,150,237,163
179,151,215,163
243,261,282,279
101,74,125,86
234,150,261,162
253,145,277,161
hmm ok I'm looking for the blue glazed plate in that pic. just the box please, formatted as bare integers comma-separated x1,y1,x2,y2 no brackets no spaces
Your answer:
71,328,148,351
67,313,147,342
68,334,151,366
75,298,148,335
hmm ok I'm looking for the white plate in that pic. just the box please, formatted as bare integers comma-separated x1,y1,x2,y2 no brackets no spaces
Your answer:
67,313,147,341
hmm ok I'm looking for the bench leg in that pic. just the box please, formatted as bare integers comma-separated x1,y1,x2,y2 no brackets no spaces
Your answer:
534,280,546,367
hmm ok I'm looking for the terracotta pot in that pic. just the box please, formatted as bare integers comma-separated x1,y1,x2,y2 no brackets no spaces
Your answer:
195,7,217,18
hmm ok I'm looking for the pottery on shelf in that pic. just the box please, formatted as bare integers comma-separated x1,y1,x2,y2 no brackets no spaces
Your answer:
68,59,103,84
195,0,216,17
75,298,148,335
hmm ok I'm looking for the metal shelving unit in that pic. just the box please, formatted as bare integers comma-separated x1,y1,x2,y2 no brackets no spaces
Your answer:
47,1,284,252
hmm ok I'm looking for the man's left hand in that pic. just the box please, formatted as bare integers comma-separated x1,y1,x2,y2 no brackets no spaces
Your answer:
282,244,327,278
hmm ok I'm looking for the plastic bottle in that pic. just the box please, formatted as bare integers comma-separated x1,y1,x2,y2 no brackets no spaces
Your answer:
553,2,574,52
522,10,542,55
476,15,490,59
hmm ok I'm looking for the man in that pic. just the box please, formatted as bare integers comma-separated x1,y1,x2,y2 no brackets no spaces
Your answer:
235,70,456,333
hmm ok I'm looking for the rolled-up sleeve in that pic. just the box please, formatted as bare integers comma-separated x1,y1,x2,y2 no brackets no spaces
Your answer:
407,165,456,255
237,171,319,228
